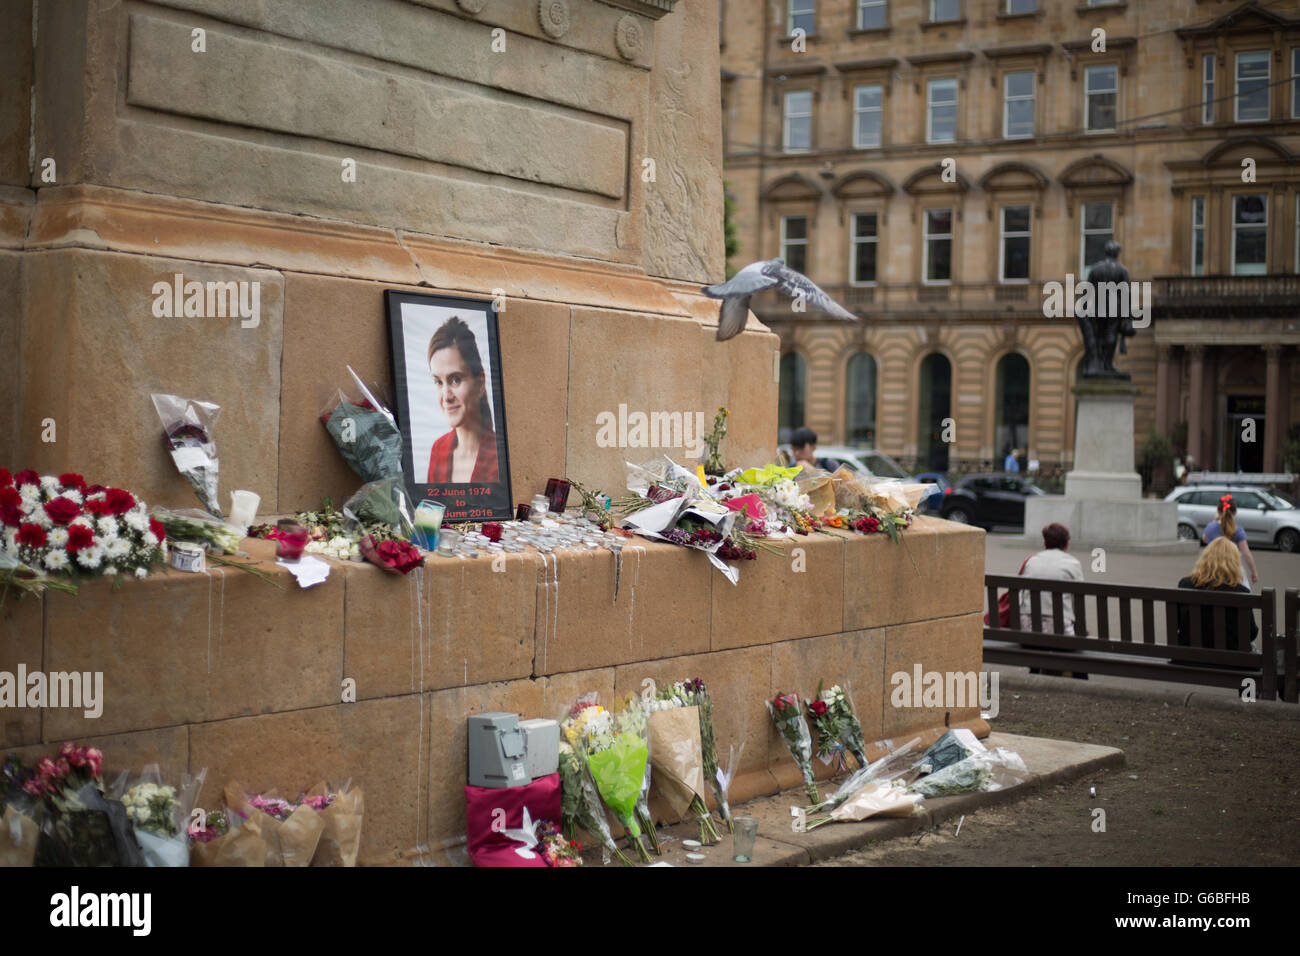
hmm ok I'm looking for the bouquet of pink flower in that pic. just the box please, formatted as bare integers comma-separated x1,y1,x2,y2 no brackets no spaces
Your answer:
27,742,144,867
767,692,819,804
0,469,167,601
538,819,584,867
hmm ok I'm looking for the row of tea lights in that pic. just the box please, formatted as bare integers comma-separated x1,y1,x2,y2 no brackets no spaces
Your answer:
433,508,625,560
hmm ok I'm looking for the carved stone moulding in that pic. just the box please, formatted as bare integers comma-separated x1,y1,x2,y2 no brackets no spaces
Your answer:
538,0,570,38
456,0,487,13
614,14,643,59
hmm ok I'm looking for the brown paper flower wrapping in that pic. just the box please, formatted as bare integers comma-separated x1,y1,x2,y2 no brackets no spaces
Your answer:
0,806,39,867
276,804,325,866
190,810,267,867
649,707,707,817
310,784,364,867
797,475,837,518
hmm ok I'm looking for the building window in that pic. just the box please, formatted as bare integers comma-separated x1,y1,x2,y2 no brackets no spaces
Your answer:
1006,0,1036,11
783,90,812,151
854,84,883,148
995,353,1030,460
1292,48,1300,119
851,213,878,284
1202,53,1215,124
1191,196,1205,277
930,0,959,22
778,352,807,444
1084,65,1117,132
1295,194,1299,272
845,352,878,445
927,78,957,143
1000,205,1031,282
1003,71,1034,139
781,215,808,274
923,208,953,284
788,0,815,35
857,0,886,29
1235,51,1269,122
1080,200,1113,273
918,353,952,472
1231,194,1267,275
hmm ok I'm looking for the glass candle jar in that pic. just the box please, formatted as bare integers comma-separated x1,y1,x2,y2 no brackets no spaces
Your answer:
529,495,549,523
436,530,460,557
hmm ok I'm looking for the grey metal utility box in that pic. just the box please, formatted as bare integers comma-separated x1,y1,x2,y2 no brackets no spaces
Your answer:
467,712,529,788
519,718,560,779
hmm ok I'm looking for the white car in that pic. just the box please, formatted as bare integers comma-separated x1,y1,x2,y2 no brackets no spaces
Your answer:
1164,484,1300,552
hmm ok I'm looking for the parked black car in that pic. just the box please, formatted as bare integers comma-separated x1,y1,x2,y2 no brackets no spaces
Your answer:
939,473,1046,530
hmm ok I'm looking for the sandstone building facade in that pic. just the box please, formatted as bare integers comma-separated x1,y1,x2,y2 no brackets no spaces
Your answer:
721,0,1300,479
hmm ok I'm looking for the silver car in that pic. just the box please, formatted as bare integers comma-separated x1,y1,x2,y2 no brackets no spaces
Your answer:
1164,484,1300,552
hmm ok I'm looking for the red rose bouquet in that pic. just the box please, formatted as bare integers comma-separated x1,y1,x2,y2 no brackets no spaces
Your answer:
0,468,166,600
767,691,818,804
806,681,869,770
360,534,423,575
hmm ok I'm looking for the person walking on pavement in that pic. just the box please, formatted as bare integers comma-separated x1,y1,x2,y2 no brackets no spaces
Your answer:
1202,494,1259,589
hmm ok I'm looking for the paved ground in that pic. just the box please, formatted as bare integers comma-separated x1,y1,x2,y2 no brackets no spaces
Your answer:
813,677,1299,867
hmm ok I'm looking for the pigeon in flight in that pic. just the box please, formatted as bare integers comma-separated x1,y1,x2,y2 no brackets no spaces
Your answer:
701,258,859,341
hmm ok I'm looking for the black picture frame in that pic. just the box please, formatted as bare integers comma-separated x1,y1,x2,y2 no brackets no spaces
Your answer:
385,291,513,522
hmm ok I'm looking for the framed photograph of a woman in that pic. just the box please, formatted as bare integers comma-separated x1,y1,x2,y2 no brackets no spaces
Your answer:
385,291,513,522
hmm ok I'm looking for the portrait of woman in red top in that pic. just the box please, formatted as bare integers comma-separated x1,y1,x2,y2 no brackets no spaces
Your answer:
425,315,500,484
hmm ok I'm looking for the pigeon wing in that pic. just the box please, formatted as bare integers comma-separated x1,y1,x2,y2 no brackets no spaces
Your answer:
701,262,780,300
715,296,752,342
768,263,858,322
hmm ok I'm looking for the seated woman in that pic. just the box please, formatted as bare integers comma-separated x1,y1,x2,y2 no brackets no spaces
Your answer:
425,316,499,484
1174,537,1258,660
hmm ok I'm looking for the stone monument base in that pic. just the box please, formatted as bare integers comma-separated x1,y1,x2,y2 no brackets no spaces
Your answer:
1021,379,1194,553
1022,494,1193,553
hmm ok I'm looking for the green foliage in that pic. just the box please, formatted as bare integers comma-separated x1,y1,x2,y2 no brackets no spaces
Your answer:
1138,431,1174,469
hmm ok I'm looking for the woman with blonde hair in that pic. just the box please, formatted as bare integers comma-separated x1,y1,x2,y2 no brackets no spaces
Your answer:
1201,493,1259,587
1175,537,1258,654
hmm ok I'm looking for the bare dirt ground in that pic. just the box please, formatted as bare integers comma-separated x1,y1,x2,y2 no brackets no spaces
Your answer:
815,685,1300,866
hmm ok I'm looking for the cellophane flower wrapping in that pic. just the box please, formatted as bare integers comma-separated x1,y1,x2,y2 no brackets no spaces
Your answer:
557,740,627,866
152,507,241,554
610,694,660,853
808,683,868,770
342,478,416,541
908,748,1029,798
767,693,818,805
25,742,143,867
805,736,923,814
152,393,223,516
319,381,402,483
0,755,40,867
115,763,206,867
560,696,643,864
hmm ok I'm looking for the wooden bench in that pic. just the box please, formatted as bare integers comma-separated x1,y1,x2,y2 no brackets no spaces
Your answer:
982,577,1298,703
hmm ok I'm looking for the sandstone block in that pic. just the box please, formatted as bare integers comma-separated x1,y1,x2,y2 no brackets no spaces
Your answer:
711,533,844,650
42,562,343,739
881,613,985,737
0,596,45,748
342,554,535,700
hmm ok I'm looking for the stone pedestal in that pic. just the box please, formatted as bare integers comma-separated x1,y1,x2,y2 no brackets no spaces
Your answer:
1025,381,1188,551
